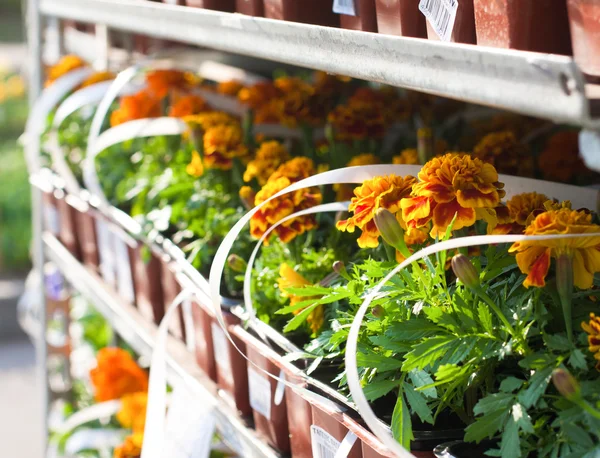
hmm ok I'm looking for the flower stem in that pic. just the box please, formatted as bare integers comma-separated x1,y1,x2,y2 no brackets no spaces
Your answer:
556,253,574,342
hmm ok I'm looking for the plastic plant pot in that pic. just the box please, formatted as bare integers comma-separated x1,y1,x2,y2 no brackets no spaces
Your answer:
425,0,476,44
339,0,378,32
55,192,82,262
473,0,571,54
237,0,265,15
233,326,291,453
568,0,600,78
42,191,61,239
131,247,164,324
191,298,218,382
264,0,340,26
70,196,100,271
185,0,236,11
374,0,427,37
160,256,186,341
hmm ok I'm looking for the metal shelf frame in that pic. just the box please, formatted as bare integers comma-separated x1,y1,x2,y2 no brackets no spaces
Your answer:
43,233,280,458
40,0,600,129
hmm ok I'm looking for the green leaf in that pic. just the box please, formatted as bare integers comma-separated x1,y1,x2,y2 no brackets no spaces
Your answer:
478,302,494,334
282,302,320,333
363,379,399,402
409,370,437,399
512,403,534,434
435,364,469,383
385,320,442,341
402,335,457,372
284,285,332,296
403,382,434,424
500,377,525,393
391,393,413,449
357,351,404,372
568,349,588,371
562,424,594,449
544,334,572,351
500,417,521,458
519,367,552,408
473,393,514,416
465,409,509,442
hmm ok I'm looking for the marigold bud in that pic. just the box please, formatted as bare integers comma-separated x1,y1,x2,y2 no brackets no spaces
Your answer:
227,254,247,273
451,254,480,288
552,368,580,400
332,260,351,281
372,305,385,319
374,208,405,251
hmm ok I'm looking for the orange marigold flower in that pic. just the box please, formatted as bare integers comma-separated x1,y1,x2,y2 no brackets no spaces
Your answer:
238,81,279,109
328,101,387,141
337,175,417,248
393,149,419,165
183,112,238,129
250,176,322,244
203,124,248,170
243,141,290,185
116,392,148,434
113,433,143,458
45,55,87,87
348,86,409,123
581,313,600,371
169,94,208,117
278,263,323,334
239,185,256,209
268,156,316,183
335,153,381,202
145,69,199,99
401,153,505,237
539,131,589,183
186,151,204,177
491,192,551,235
110,89,161,127
90,348,148,402
78,71,115,89
508,208,600,289
216,80,244,96
473,130,533,177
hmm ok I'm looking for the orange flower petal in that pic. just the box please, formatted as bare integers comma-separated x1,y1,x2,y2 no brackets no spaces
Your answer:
522,247,551,288
401,196,431,224
456,188,500,209
432,200,476,233
573,250,594,290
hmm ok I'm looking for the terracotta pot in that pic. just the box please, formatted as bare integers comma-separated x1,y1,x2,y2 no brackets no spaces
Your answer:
56,194,82,261
339,0,378,32
473,0,571,53
374,0,427,37
425,0,476,44
131,247,164,323
191,299,218,381
568,0,600,78
160,257,187,341
264,0,340,26
284,372,313,458
185,0,236,10
233,327,291,453
237,0,265,15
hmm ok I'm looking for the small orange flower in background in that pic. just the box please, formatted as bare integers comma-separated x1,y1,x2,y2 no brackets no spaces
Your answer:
581,313,600,371
78,71,115,89
473,130,533,177
268,156,316,183
239,185,256,209
328,100,387,141
334,153,381,202
203,124,248,170
491,192,550,235
110,89,161,127
216,80,244,96
348,86,409,123
90,348,148,402
509,208,600,289
45,55,87,87
538,131,589,183
168,93,208,117
278,264,324,334
184,112,238,131
393,149,419,165
243,141,290,185
145,69,199,99
238,81,279,109
337,174,417,248
186,151,204,177
117,392,148,434
113,433,143,458
401,153,505,237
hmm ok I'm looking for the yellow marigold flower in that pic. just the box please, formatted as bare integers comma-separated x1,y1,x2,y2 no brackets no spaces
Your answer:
238,81,279,109
217,80,244,96
508,208,600,289
78,71,115,89
393,149,419,165
244,141,290,185
328,101,387,141
110,89,161,127
581,313,600,371
239,185,256,209
117,392,147,434
337,175,417,249
401,153,505,237
508,192,550,227
169,93,208,118
278,264,323,334
113,433,143,458
473,130,533,177
268,156,316,183
335,154,381,202
183,112,238,130
90,348,148,402
145,69,199,99
539,131,589,183
250,177,322,244
186,151,204,177
203,124,248,170
45,55,87,87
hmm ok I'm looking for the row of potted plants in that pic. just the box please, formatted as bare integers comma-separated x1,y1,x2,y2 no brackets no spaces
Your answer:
37,56,600,457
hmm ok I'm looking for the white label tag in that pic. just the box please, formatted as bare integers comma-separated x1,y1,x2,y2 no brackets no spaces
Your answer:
211,322,231,373
44,204,61,235
248,367,272,420
311,426,342,458
96,220,115,287
162,384,216,458
419,0,458,42
333,0,356,16
113,236,135,304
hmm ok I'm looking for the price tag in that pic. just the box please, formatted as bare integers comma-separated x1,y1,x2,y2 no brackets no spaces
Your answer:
44,204,61,235
113,236,135,304
311,426,342,458
162,384,216,458
248,367,272,420
211,323,231,373
419,0,458,42
333,0,356,16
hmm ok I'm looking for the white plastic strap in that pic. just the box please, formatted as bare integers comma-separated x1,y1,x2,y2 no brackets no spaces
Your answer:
54,399,122,434
335,431,359,458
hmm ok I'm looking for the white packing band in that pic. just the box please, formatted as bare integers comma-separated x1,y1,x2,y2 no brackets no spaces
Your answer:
192,87,248,117
54,399,122,434
334,431,359,458
24,66,95,174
